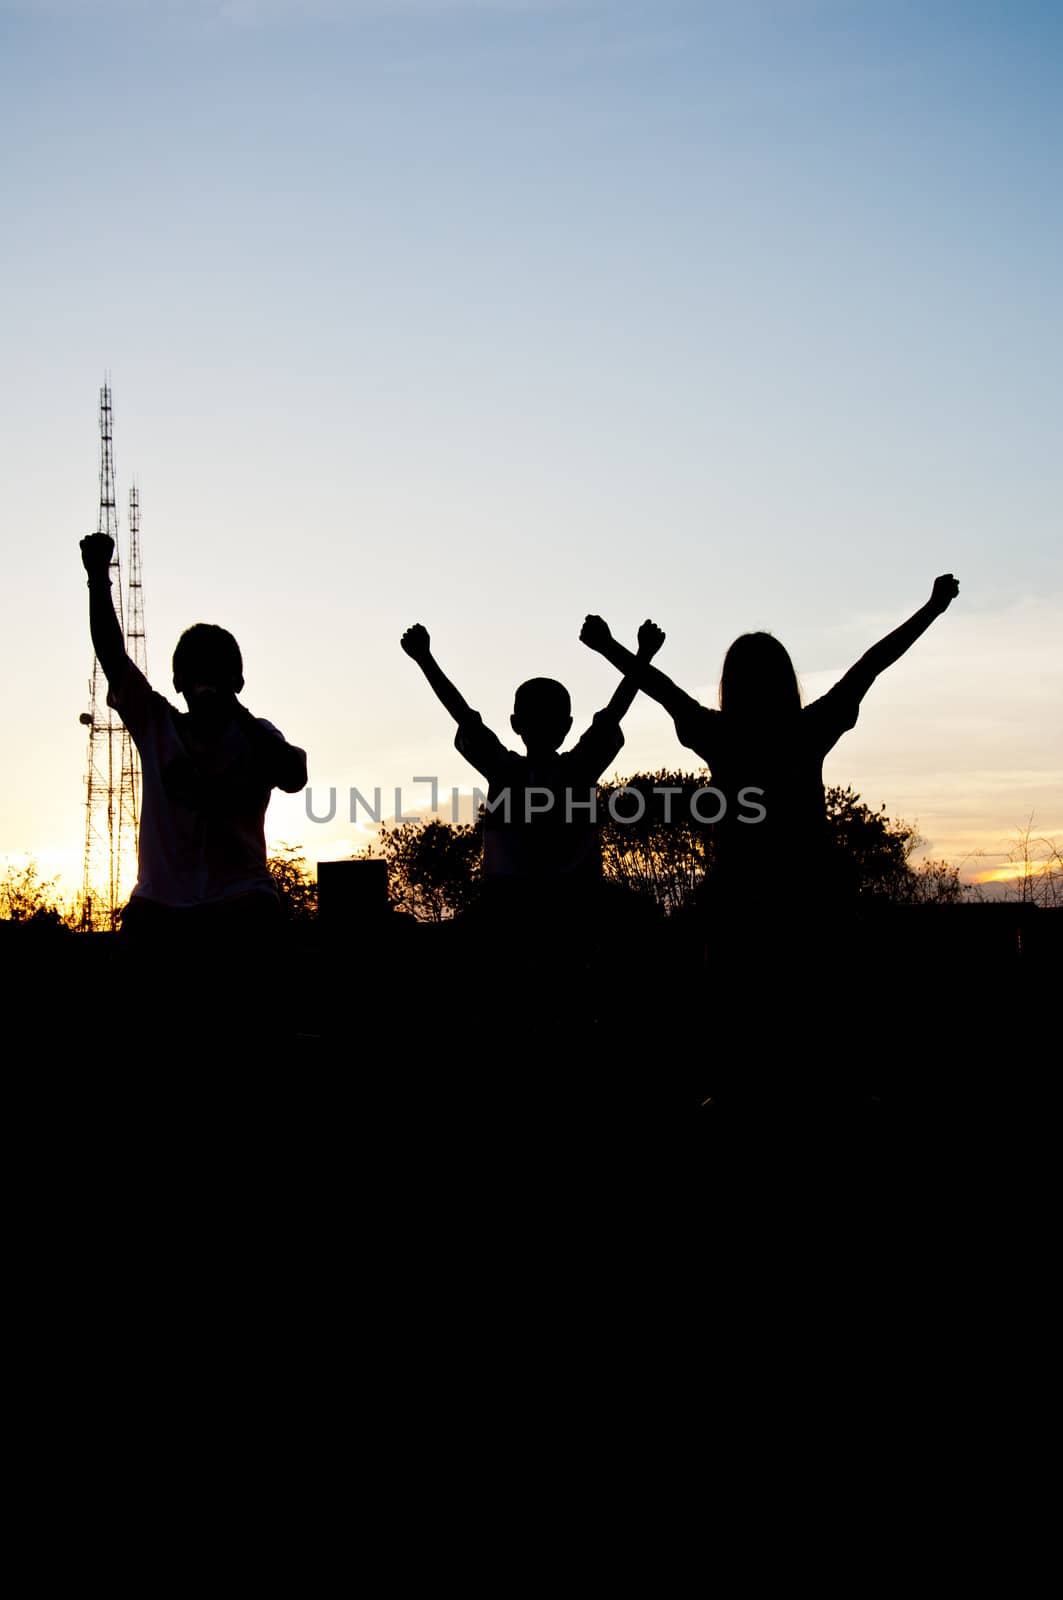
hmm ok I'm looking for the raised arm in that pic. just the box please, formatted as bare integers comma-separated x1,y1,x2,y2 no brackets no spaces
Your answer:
835,575,960,702
400,625,474,725
601,619,666,722
80,532,127,684
581,615,703,724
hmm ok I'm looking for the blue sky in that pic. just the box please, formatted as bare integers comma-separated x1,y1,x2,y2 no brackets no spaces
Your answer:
2,0,1060,895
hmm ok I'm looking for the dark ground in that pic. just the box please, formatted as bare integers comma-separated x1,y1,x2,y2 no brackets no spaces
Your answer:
7,901,1056,1118
5,904,1057,1334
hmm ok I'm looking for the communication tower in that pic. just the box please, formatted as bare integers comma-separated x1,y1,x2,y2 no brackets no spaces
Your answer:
79,385,143,930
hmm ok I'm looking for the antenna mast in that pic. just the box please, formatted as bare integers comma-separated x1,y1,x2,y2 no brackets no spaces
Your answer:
80,384,141,930
123,481,147,832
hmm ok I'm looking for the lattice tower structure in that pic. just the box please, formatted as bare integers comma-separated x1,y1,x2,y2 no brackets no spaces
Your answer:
122,482,147,834
80,385,139,930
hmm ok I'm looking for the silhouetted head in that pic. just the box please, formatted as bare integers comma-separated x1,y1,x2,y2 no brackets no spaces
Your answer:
719,632,801,722
173,624,244,728
511,678,572,755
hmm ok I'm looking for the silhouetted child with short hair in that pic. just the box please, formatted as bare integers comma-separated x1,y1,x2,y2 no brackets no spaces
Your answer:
80,531,307,948
400,621,664,918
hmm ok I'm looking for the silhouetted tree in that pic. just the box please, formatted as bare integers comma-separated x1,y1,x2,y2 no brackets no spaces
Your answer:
905,857,968,905
0,859,69,927
367,818,483,922
824,785,920,902
1003,819,1063,909
598,771,711,913
343,780,969,917
267,844,318,921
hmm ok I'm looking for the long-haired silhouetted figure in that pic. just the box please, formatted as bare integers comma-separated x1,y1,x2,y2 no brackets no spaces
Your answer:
583,578,960,1109
582,577,960,905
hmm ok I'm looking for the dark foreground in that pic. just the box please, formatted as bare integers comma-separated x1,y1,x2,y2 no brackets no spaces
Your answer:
7,901,1053,1518
7,902,1056,1120
6,903,1058,1340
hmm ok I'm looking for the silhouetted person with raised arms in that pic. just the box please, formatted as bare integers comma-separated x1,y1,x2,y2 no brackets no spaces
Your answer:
582,578,960,1109
400,621,664,930
80,532,307,965
582,577,959,905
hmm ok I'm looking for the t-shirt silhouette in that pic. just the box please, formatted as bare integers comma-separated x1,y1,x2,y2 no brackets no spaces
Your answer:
455,709,623,882
673,680,861,887
107,659,295,907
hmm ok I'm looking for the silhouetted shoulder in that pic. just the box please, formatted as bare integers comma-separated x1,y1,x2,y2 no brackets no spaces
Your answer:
672,702,720,765
454,710,513,782
801,680,861,756
106,657,166,743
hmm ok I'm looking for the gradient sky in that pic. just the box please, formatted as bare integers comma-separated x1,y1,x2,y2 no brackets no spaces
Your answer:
2,0,1060,900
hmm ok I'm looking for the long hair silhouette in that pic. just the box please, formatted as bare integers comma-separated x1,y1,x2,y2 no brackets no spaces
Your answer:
718,632,801,722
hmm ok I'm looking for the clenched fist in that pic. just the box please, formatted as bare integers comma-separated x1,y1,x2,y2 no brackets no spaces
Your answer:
80,532,114,577
401,624,431,662
580,615,612,653
637,619,665,660
929,574,960,614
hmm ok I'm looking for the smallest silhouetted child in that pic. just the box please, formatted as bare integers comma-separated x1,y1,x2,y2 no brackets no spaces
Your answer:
400,621,664,923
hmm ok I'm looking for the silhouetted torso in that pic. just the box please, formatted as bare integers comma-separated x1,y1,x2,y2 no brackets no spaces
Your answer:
455,709,623,894
108,660,282,908
674,680,860,896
